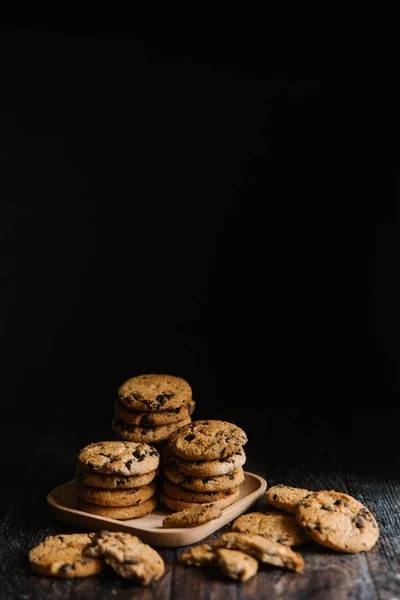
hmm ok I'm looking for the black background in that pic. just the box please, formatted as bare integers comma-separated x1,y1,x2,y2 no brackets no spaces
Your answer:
0,26,398,437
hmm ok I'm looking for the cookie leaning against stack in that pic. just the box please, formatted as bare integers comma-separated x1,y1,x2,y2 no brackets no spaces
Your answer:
159,420,248,513
112,374,195,446
76,441,160,520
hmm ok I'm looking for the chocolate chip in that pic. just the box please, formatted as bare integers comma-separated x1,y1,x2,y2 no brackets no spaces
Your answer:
88,462,96,470
273,494,278,500
355,517,365,529
140,415,152,426
150,450,160,457
58,564,74,576
125,558,141,564
202,477,213,484
80,558,92,565
334,499,349,507
184,434,195,442
321,504,333,511
227,473,235,480
58,536,65,542
133,392,143,401
277,537,288,544
141,428,152,435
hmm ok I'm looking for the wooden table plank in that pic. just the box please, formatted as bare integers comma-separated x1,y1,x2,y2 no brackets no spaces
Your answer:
1,419,400,599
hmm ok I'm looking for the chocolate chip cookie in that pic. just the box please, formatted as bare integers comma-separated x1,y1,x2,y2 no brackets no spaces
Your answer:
114,399,195,426
214,533,304,572
231,511,310,546
162,504,222,528
164,466,245,492
296,490,379,553
162,446,246,477
29,533,104,578
159,487,240,512
180,543,217,566
216,548,258,582
77,441,160,476
162,479,238,504
85,531,165,585
76,482,156,507
265,484,310,514
118,374,192,412
112,416,191,444
76,495,158,520
76,467,157,489
167,420,247,461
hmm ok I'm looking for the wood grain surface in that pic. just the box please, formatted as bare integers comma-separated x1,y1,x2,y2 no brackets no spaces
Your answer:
1,409,399,599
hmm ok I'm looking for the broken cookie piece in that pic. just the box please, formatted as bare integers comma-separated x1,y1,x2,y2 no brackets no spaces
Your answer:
216,548,258,582
84,530,164,585
180,543,217,567
214,532,304,572
163,504,222,528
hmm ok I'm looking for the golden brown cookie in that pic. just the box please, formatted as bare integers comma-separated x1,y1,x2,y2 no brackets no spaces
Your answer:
214,533,304,572
77,441,160,476
85,531,164,585
112,416,191,443
180,543,217,566
29,534,104,578
162,480,238,504
159,488,240,512
114,399,196,426
76,495,158,520
216,548,258,582
76,467,157,489
76,482,156,507
231,511,310,546
163,466,245,492
118,374,192,412
296,490,379,553
167,420,247,461
162,504,222,528
265,485,310,514
162,446,247,477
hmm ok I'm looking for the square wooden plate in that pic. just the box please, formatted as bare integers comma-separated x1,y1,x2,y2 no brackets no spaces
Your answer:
47,471,267,547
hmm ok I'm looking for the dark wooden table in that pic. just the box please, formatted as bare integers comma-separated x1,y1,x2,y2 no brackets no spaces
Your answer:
1,408,399,599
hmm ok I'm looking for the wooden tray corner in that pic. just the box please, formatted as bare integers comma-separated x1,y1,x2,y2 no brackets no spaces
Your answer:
47,471,267,547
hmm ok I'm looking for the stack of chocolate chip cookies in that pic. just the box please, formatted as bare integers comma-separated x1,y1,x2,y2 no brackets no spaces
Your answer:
75,441,160,520
159,420,248,512
112,374,195,447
